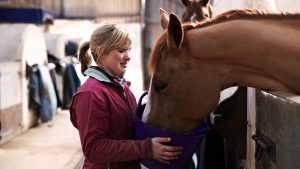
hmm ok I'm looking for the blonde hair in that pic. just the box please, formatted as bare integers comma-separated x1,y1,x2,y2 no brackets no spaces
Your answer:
78,24,131,75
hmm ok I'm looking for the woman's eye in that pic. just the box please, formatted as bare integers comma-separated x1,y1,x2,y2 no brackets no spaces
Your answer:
118,49,126,53
118,47,131,53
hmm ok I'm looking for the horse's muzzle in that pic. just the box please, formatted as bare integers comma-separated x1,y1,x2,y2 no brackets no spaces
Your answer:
135,92,209,169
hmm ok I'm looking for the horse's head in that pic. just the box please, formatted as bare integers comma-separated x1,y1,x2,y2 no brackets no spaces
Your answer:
181,0,213,22
145,10,221,133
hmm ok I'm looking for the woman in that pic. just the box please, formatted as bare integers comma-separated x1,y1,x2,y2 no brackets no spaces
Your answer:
69,24,182,169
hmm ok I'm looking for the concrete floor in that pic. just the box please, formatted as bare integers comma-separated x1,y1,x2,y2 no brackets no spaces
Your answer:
0,110,83,169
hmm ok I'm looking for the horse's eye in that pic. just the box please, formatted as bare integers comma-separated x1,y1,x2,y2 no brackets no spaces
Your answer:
154,83,167,92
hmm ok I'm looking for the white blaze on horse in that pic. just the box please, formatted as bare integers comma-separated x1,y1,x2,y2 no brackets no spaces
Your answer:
144,9,300,133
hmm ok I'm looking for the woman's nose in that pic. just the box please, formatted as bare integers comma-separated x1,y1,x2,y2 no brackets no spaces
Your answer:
124,51,131,61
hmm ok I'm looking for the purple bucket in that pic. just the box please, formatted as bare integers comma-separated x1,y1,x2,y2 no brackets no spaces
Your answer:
135,92,209,169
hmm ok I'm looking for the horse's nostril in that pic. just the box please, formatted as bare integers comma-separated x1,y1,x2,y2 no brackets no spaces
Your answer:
154,83,167,92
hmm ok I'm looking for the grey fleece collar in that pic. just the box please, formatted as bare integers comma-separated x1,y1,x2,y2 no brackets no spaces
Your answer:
84,68,111,83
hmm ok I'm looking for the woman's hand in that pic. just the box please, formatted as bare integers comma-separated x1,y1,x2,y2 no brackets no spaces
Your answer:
151,137,183,164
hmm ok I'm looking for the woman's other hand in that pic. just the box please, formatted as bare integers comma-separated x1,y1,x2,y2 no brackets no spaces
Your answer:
151,137,183,164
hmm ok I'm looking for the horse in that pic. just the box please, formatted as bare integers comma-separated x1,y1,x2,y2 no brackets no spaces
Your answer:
143,9,300,133
181,0,213,22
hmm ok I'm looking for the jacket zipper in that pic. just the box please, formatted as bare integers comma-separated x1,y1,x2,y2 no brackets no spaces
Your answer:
113,83,133,114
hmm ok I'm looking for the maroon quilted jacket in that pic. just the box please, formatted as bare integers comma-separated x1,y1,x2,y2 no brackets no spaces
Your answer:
70,67,152,169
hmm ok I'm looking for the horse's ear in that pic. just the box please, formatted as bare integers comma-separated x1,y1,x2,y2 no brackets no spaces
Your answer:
167,13,183,49
201,0,210,6
160,8,169,30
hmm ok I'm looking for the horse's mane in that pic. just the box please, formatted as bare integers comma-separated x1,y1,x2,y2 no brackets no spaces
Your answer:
193,9,300,29
148,33,167,74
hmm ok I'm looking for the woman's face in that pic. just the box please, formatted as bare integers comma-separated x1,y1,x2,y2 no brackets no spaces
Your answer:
101,48,131,77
